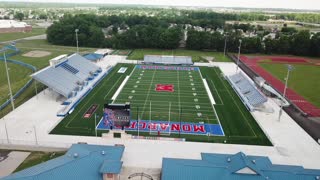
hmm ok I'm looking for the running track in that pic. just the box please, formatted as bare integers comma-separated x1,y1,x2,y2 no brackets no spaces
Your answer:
240,55,320,117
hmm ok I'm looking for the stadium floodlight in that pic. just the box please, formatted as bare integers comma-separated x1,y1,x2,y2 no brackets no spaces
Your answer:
236,39,242,72
33,125,38,145
94,114,99,137
223,34,228,57
0,47,15,110
75,29,79,53
4,121,9,144
278,64,294,122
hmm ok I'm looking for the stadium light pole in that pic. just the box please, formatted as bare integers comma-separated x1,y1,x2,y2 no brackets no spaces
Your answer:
1,47,15,110
278,65,294,122
223,34,228,57
75,29,79,54
236,39,242,73
4,121,10,144
94,113,98,137
33,125,38,145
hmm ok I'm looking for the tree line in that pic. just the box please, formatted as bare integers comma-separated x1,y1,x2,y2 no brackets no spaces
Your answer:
47,14,320,57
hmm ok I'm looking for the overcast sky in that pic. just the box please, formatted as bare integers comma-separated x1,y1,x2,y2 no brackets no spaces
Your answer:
6,0,320,10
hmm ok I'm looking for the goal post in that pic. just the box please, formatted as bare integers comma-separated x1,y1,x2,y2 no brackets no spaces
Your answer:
149,101,171,136
160,101,171,136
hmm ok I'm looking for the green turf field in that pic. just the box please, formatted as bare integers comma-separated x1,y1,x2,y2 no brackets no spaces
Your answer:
51,63,270,146
113,66,219,124
128,49,230,62
260,63,320,108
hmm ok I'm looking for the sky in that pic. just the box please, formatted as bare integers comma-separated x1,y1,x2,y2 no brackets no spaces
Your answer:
4,0,320,10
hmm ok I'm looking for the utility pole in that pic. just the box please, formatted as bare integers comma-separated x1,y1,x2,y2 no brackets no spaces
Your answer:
4,121,9,144
236,39,242,72
278,65,294,122
95,113,98,137
75,29,79,53
33,126,38,145
223,34,228,57
2,48,15,110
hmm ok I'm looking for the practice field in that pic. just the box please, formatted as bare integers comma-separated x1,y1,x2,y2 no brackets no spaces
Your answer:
51,64,270,145
260,63,320,108
128,49,230,62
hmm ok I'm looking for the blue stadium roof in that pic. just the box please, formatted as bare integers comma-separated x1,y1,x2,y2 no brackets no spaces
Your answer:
2,144,124,180
83,53,103,61
99,160,123,174
162,152,320,180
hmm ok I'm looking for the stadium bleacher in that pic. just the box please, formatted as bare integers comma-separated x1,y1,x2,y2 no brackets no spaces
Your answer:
143,55,193,65
32,54,102,98
227,73,267,111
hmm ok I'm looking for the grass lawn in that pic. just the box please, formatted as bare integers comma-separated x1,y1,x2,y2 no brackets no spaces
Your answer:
0,61,33,105
51,63,270,146
14,151,65,172
260,63,320,108
0,39,98,118
0,28,46,42
128,49,231,62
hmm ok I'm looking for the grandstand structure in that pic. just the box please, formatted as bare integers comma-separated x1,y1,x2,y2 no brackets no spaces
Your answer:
143,55,193,65
226,73,267,111
31,53,106,116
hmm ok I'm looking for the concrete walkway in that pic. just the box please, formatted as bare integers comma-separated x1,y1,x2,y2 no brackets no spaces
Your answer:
0,151,30,177
0,57,319,171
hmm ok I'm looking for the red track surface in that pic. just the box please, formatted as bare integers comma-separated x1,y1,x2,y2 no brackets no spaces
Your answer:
240,55,320,117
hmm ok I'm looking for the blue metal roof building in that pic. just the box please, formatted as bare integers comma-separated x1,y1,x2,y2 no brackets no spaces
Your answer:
2,144,124,180
162,152,320,180
83,53,103,61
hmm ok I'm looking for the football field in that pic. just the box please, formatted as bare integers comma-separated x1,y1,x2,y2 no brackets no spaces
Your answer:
51,63,270,145
113,65,219,124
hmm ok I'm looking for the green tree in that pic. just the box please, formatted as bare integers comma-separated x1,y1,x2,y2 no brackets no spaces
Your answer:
14,12,24,21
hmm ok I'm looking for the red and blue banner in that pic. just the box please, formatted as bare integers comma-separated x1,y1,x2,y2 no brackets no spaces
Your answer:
97,119,224,136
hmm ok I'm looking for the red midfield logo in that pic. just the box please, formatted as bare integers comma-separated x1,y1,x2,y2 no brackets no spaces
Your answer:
155,84,174,92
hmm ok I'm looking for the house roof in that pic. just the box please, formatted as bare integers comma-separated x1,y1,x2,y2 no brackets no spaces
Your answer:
2,144,124,180
162,152,320,180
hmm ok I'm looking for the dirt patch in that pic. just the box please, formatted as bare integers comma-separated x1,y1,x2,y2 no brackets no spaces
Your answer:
22,50,51,57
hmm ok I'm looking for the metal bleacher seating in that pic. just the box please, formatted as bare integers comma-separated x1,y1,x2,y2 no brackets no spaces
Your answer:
32,53,101,98
227,73,267,111
143,55,193,65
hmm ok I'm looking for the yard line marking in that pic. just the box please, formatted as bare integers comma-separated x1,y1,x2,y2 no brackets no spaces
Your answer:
198,67,225,136
177,69,181,113
210,79,224,105
140,68,157,118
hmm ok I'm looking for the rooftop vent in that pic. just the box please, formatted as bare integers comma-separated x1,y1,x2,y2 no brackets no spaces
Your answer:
252,160,256,164
73,153,79,158
316,176,320,180
227,158,231,162
101,151,105,155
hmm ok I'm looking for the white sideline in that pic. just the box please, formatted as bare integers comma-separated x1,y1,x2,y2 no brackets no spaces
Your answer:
111,75,130,101
202,79,216,105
